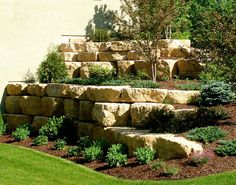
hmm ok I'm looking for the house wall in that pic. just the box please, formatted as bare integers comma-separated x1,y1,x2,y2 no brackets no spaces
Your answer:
0,0,121,107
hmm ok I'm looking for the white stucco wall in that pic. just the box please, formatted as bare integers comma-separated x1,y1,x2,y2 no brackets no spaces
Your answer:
0,0,121,106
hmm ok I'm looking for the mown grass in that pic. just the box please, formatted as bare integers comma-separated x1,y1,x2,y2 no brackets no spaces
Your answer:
0,144,236,185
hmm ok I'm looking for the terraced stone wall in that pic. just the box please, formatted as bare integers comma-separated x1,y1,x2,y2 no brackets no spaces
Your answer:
59,39,202,80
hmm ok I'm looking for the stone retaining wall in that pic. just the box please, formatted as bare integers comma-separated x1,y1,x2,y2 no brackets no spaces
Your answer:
59,40,202,79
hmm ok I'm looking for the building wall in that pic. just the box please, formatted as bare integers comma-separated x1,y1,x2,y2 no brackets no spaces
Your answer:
0,0,121,106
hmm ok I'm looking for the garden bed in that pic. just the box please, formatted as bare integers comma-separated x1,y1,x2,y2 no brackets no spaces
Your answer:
0,103,235,181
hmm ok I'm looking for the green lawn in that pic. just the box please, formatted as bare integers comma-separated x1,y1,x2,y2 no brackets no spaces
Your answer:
0,144,235,185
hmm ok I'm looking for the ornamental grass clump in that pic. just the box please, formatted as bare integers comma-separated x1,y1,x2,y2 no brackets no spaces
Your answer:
215,140,236,156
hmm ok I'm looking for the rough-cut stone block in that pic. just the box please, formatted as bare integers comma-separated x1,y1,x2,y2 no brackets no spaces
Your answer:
32,116,49,132
98,52,127,61
173,108,197,119
92,126,108,140
77,121,96,137
62,52,78,62
64,99,80,120
74,42,87,52
77,52,97,62
157,39,191,49
27,84,47,97
79,101,94,121
46,84,71,98
19,96,42,115
92,103,130,127
87,86,125,102
5,114,32,131
177,60,202,78
41,97,64,117
70,85,88,100
121,88,168,103
117,60,135,75
59,43,74,52
158,59,178,78
127,51,140,60
5,96,21,114
166,90,200,104
6,83,27,95
65,62,81,78
85,42,100,52
79,62,114,79
130,103,175,127
99,42,111,52
110,41,134,51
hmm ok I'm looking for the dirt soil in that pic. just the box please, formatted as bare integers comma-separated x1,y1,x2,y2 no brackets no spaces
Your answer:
0,104,235,180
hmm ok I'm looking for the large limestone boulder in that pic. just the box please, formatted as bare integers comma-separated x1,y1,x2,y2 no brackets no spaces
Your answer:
65,62,81,78
77,52,97,62
127,51,140,60
173,108,197,119
32,116,49,132
27,84,47,97
98,52,127,61
6,83,27,95
177,60,202,78
79,101,94,121
64,99,80,120
166,90,200,104
121,88,168,103
59,43,74,52
130,103,175,127
41,97,64,117
92,103,130,127
77,121,96,137
5,96,21,114
110,41,134,51
62,52,78,62
87,86,125,102
46,84,71,98
117,60,135,75
70,85,88,100
19,96,42,115
99,42,111,52
85,42,100,52
74,42,87,52
4,114,32,131
157,39,191,49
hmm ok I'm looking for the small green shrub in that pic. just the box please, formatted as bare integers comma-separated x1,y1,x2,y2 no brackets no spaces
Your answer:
163,165,180,176
199,81,235,106
177,82,201,90
93,138,110,152
67,146,80,157
90,65,115,80
135,70,150,80
0,115,6,136
54,139,66,151
130,80,160,88
37,46,68,83
39,116,64,140
77,136,93,151
134,147,155,164
83,146,103,161
12,124,30,141
106,144,127,167
149,160,166,171
215,140,236,156
186,126,227,144
87,28,112,42
33,135,48,146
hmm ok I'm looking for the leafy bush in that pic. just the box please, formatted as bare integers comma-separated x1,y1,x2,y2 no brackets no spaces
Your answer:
215,140,236,156
163,165,180,176
198,81,235,106
12,124,30,141
33,135,48,146
90,65,115,80
135,70,150,80
37,46,68,83
186,126,227,144
54,139,66,151
83,146,103,161
67,146,80,157
39,116,64,140
0,115,6,136
149,160,166,171
134,147,156,164
106,144,127,167
77,136,93,151
87,28,112,42
93,138,110,153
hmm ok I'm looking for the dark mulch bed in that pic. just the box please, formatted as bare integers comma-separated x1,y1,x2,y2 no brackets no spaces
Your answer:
0,104,235,180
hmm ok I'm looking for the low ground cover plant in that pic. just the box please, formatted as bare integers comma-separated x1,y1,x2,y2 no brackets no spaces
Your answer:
186,126,227,144
176,82,202,90
134,147,156,164
215,140,236,156
187,150,214,167
83,145,103,161
54,139,66,151
12,124,31,141
163,165,180,176
106,144,127,167
149,160,166,171
33,135,48,146
67,146,80,157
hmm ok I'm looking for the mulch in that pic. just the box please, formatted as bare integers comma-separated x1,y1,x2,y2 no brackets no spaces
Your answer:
0,104,235,180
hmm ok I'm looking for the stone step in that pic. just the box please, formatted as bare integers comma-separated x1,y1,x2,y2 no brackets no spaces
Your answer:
77,122,203,160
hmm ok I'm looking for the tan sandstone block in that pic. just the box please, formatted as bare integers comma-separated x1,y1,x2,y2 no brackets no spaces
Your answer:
166,90,200,104
77,52,97,61
177,60,202,78
32,116,49,132
19,96,42,115
5,96,21,114
110,41,134,51
5,114,32,131
79,101,94,121
65,62,81,78
74,42,87,52
62,52,78,62
98,52,127,61
92,103,130,127
85,42,100,52
6,83,27,95
46,84,71,98
41,97,64,117
121,88,168,103
27,84,47,97
70,85,88,100
99,42,111,52
117,60,135,75
127,51,140,60
77,121,96,137
130,103,175,127
64,99,80,120
58,43,74,52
